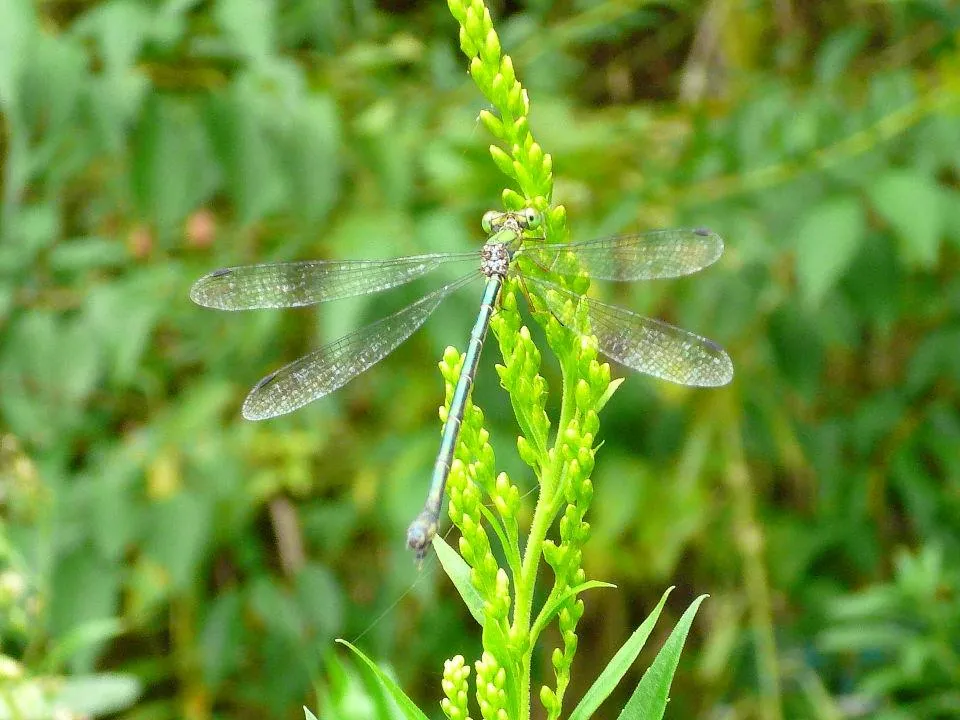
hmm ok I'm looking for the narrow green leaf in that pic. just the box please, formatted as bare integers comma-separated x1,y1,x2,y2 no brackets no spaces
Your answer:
569,587,673,720
433,534,485,626
868,170,943,269
595,377,624,412
794,196,865,307
534,580,616,636
617,594,709,720
335,640,430,720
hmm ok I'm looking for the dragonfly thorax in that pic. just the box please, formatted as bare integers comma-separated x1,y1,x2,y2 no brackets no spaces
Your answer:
480,242,511,278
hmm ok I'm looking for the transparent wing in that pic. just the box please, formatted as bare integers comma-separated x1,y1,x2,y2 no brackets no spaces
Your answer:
190,251,478,310
526,277,733,387
521,228,723,281
242,274,476,420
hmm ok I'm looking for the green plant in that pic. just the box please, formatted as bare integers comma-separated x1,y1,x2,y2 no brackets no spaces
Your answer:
814,546,960,719
335,2,709,718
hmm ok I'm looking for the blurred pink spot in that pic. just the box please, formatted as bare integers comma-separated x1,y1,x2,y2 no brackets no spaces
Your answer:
186,209,217,249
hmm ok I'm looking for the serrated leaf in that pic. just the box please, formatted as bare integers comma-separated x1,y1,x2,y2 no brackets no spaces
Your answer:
794,196,865,307
335,640,430,720
569,587,673,720
868,170,943,269
617,595,708,720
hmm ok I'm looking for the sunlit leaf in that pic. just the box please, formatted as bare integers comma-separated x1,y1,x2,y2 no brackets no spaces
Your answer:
52,674,142,716
617,595,708,720
569,587,673,720
335,640,429,720
433,534,485,626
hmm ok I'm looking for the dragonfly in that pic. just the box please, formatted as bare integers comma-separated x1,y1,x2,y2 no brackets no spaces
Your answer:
190,208,734,559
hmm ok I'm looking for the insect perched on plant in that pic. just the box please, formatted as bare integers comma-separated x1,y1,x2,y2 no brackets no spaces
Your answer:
190,209,733,558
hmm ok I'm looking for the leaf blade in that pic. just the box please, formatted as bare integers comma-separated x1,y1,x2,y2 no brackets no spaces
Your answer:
569,587,673,720
617,594,709,720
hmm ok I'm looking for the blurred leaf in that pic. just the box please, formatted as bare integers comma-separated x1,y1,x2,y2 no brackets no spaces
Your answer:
250,577,306,640
73,0,151,75
52,673,142,716
815,28,868,84
794,196,866,307
44,619,125,672
87,71,150,153
143,490,212,590
906,327,960,392
2,202,59,270
132,95,218,237
22,32,87,157
296,562,345,640
0,0,34,111
88,455,140,561
215,0,275,62
49,237,128,272
50,547,121,671
201,589,245,687
867,170,943,269
207,84,285,225
281,95,341,226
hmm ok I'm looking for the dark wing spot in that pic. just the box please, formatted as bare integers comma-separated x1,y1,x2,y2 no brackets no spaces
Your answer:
252,369,280,391
210,268,233,278
703,338,724,353
693,227,712,236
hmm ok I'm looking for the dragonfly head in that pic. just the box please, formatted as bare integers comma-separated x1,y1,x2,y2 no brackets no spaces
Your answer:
481,207,543,235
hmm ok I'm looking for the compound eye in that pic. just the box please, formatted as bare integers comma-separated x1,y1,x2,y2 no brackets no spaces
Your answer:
481,210,498,233
523,207,541,229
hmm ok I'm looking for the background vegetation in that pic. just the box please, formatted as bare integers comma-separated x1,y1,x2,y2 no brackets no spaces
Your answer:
2,0,959,718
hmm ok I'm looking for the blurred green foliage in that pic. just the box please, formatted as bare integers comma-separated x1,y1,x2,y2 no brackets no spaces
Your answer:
1,0,959,718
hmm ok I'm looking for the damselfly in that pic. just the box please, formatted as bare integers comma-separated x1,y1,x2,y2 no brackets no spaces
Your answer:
190,209,733,558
